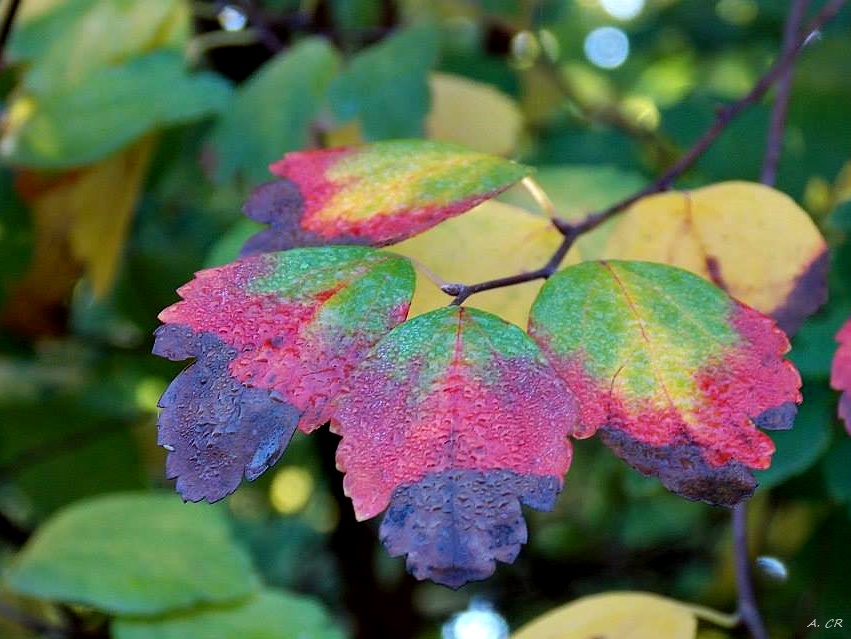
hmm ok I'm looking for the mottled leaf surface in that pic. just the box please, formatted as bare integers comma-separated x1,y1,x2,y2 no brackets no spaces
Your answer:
154,246,414,501
831,317,851,433
241,140,532,254
331,307,577,587
595,182,828,335
5,494,258,615
529,261,802,506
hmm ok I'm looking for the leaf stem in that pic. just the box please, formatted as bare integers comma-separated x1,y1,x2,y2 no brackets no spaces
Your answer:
683,602,741,629
443,0,846,306
521,176,557,218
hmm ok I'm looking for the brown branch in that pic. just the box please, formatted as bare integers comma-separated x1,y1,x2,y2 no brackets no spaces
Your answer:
761,0,811,186
444,0,846,305
0,0,22,68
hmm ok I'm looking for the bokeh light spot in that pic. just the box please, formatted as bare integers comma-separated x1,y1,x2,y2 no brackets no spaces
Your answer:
600,0,645,20
218,4,248,31
269,466,314,514
584,27,630,69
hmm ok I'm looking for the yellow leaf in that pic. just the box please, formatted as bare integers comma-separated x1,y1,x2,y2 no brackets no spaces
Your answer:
2,138,154,335
596,181,827,333
391,200,564,327
512,592,697,639
426,72,524,156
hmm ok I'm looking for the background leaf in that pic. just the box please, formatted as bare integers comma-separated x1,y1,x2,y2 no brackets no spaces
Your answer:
830,316,851,431
1,52,230,169
5,493,260,615
511,592,696,639
425,72,523,156
392,200,562,327
205,39,340,185
112,589,346,639
594,182,828,334
8,0,187,93
328,26,439,139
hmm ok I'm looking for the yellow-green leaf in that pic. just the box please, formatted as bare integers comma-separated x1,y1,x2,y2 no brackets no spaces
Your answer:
512,592,697,639
426,72,524,156
596,181,828,334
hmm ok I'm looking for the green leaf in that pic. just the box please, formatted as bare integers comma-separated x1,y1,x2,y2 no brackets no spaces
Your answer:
112,590,346,639
2,52,231,169
205,219,264,268
823,438,851,503
0,170,33,307
205,39,340,185
9,0,187,94
328,26,439,139
0,400,145,517
5,493,259,615
755,383,834,489
827,200,851,230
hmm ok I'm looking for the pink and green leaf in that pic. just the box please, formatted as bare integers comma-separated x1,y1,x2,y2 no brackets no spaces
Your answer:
528,260,802,507
831,317,851,433
153,246,415,502
330,306,577,588
241,140,532,254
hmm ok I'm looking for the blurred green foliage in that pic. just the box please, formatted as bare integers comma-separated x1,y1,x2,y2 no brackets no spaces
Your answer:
1,0,850,638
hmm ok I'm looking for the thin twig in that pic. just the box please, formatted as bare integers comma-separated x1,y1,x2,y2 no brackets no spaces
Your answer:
730,4,814,638
733,504,769,639
761,0,811,185
0,0,22,68
443,0,846,305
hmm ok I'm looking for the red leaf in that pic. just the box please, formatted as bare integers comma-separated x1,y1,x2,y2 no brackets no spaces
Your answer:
153,247,415,501
832,317,851,434
240,140,532,254
331,307,577,588
529,261,802,506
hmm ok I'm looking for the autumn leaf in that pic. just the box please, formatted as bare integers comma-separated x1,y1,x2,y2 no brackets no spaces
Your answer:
529,260,802,506
153,246,415,502
240,140,532,254
426,72,524,156
1,137,155,335
392,200,565,327
331,306,577,588
511,592,697,639
595,182,828,334
831,317,851,433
